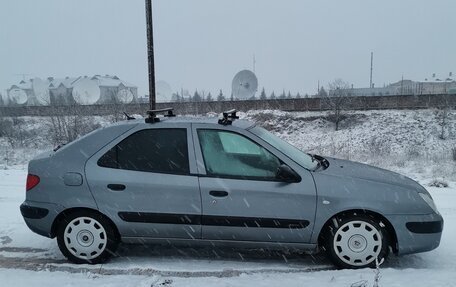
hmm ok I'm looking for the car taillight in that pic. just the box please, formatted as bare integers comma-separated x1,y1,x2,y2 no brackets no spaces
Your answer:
26,174,40,191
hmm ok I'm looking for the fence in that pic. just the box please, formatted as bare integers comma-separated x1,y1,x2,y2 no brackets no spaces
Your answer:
0,94,455,117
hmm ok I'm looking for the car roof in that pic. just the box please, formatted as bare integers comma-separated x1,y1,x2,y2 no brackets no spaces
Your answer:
116,116,255,130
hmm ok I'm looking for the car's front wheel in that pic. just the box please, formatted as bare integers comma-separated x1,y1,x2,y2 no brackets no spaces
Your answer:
323,215,390,269
56,211,118,264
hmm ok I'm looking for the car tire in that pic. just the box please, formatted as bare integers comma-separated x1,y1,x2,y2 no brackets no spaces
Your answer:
56,211,119,264
323,215,390,269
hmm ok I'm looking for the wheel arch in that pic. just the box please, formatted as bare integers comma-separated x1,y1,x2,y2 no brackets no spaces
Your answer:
317,209,398,254
50,207,120,240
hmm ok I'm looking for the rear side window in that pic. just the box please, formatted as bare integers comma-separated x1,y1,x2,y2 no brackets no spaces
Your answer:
98,128,189,175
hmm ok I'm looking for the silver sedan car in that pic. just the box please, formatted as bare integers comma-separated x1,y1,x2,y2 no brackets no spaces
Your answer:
20,109,443,268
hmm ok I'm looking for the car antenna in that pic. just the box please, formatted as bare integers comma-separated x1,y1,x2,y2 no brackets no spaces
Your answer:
218,109,239,125
123,112,136,120
145,107,176,123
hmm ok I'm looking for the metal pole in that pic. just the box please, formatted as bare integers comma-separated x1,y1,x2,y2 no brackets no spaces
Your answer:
145,0,156,110
370,52,373,88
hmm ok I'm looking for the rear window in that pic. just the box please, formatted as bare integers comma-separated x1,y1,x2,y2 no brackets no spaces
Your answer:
98,128,189,175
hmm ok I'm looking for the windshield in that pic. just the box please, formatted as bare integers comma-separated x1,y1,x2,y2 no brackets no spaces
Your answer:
250,126,319,170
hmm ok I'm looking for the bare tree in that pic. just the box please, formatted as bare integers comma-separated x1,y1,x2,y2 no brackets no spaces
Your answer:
0,116,29,148
435,94,451,140
47,105,101,145
106,88,129,123
323,79,353,131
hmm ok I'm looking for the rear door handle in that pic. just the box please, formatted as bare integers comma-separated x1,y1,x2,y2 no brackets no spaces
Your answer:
209,190,229,197
107,184,126,191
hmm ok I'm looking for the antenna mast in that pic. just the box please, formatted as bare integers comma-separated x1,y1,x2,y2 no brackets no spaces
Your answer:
145,0,156,110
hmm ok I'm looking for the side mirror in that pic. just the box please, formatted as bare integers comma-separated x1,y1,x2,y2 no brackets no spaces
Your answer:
276,164,301,183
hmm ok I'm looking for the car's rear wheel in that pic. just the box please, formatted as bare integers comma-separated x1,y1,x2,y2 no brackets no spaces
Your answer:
323,215,389,269
57,211,118,264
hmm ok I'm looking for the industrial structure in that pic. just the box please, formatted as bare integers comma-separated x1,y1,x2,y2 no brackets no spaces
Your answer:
3,75,138,106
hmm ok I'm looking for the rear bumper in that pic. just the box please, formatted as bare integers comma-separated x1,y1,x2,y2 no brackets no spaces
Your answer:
20,204,49,219
386,213,443,255
406,220,443,234
20,201,64,238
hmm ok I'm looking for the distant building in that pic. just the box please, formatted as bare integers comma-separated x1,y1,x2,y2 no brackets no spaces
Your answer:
389,80,456,95
6,75,138,106
329,79,456,97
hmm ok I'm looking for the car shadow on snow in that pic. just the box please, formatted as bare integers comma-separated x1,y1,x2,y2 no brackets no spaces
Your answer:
113,243,332,268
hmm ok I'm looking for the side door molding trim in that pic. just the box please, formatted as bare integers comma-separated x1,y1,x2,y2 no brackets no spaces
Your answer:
118,212,309,229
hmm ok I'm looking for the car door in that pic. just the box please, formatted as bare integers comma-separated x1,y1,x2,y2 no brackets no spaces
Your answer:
192,123,317,243
85,123,202,240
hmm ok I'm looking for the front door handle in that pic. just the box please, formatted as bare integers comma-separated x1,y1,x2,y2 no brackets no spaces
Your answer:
107,184,126,191
209,190,229,197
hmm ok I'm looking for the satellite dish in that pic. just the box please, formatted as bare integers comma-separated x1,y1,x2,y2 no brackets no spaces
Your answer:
72,78,101,105
9,88,28,105
231,70,258,100
156,81,172,102
116,89,134,104
32,78,50,105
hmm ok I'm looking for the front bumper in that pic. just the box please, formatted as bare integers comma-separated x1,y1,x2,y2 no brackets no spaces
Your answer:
20,201,64,238
386,213,443,255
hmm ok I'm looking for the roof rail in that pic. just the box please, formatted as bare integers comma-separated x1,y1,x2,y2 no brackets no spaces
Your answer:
218,109,239,125
145,107,176,123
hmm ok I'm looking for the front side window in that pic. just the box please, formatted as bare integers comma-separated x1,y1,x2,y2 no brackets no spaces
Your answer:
197,129,280,179
98,128,189,174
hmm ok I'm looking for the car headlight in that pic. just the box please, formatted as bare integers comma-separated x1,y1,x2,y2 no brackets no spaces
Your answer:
419,192,438,213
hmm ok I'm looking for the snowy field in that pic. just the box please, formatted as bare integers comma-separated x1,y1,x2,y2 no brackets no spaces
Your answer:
0,109,455,286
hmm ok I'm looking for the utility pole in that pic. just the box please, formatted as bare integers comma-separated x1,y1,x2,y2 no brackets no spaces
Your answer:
145,0,156,110
370,52,373,88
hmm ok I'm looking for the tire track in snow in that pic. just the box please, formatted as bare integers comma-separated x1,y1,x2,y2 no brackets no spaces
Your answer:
0,255,336,278
0,246,47,253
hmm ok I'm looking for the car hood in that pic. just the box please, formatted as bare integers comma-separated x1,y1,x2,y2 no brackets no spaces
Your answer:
317,157,424,192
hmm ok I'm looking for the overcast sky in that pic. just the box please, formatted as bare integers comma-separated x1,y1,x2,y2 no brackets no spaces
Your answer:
1,0,455,97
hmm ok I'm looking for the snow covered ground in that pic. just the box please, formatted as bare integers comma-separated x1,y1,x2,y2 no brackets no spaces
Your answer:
0,109,455,286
